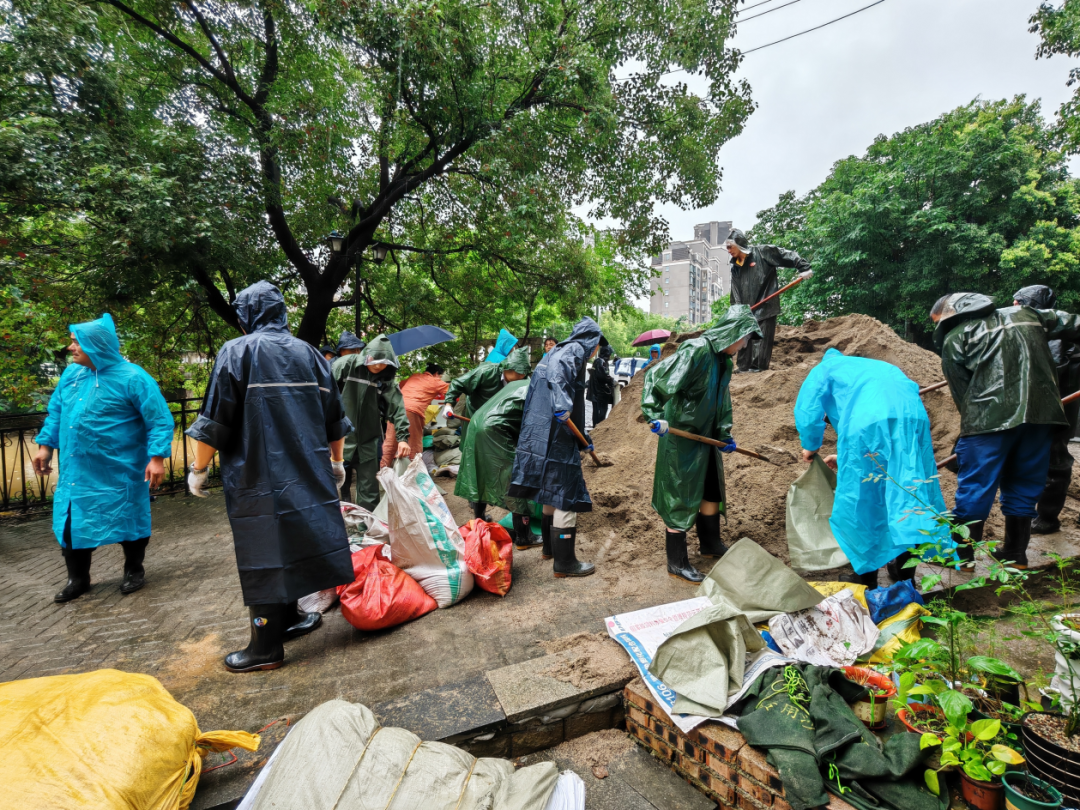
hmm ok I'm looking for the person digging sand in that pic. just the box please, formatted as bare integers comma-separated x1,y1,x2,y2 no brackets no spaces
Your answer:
640,305,760,583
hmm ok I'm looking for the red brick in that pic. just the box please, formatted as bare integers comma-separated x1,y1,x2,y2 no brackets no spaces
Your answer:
737,787,769,810
709,777,736,805
773,797,793,810
566,708,613,740
705,752,736,782
827,793,861,810
624,678,652,711
627,705,650,728
739,744,782,792
738,772,775,806
699,721,746,762
678,753,702,781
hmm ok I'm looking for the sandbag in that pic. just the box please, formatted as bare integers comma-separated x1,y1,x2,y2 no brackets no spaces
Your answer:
808,580,868,610
868,602,929,664
242,700,559,810
434,447,462,467
298,588,339,615
1051,613,1080,711
0,669,258,810
341,502,389,544
432,432,461,450
865,579,923,624
768,589,879,667
462,519,513,596
337,544,437,631
786,456,849,573
379,456,474,608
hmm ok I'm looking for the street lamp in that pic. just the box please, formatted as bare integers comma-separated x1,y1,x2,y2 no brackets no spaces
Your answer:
371,243,388,264
325,231,345,254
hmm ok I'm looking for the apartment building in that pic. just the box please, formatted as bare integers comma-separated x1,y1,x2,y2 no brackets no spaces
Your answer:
648,221,733,325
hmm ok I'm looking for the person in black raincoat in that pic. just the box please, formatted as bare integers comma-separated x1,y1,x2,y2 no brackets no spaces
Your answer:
186,281,354,673
587,344,616,427
320,344,339,362
725,228,811,372
1013,285,1080,534
508,317,607,577
931,292,1080,568
640,306,760,583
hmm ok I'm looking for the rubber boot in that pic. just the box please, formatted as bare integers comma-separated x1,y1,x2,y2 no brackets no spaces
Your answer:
55,548,92,603
225,605,286,672
513,513,541,550
997,516,1031,570
886,552,918,582
552,526,595,578
471,501,490,521
283,600,322,641
666,531,704,584
541,514,554,560
696,512,727,558
119,537,149,594
1031,515,1061,534
952,520,984,567
859,569,880,591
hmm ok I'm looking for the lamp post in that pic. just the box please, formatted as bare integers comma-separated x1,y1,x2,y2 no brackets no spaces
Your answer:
355,243,388,334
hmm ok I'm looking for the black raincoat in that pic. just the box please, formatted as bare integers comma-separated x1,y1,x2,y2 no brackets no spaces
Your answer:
186,282,354,605
587,346,615,407
729,242,811,320
508,317,605,512
934,293,1080,436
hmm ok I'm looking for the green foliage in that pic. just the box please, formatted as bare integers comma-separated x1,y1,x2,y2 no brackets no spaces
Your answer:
598,308,687,360
921,702,1025,785
1030,0,1080,152
748,97,1080,346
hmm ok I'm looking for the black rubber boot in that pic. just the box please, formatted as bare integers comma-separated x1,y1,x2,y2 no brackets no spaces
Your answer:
696,512,727,558
55,549,92,603
997,516,1031,570
952,520,984,567
283,600,322,641
119,537,149,594
553,526,595,578
859,569,880,590
471,501,489,521
1031,515,1062,535
886,552,918,582
666,531,704,584
513,513,541,550
225,605,286,672
541,513,554,560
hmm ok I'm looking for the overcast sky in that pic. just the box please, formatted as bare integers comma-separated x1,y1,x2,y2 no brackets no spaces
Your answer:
624,0,1078,309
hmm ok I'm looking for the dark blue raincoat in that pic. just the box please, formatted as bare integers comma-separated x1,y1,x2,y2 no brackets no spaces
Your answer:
508,317,604,512
186,282,354,605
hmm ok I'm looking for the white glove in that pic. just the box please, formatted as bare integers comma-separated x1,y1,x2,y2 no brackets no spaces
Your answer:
442,404,454,419
650,419,669,436
332,460,346,490
188,464,209,498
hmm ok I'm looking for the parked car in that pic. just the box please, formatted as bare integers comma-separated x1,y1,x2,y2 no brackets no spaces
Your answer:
614,357,650,387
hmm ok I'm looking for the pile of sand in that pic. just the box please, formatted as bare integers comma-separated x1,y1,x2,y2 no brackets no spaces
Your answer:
578,314,972,575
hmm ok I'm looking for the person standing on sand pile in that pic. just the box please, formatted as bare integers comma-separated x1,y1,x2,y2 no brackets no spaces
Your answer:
794,349,950,590
725,228,811,373
33,313,175,602
1012,285,1080,536
332,334,410,508
185,281,353,672
930,292,1080,569
508,317,608,577
587,344,616,427
455,348,541,549
641,305,759,583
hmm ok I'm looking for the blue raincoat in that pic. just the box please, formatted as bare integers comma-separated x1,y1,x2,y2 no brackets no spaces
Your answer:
508,317,604,512
186,281,355,605
794,349,950,574
486,328,518,364
37,314,174,550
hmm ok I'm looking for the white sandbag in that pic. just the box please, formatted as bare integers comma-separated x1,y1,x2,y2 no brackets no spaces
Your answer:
378,456,473,608
243,700,559,810
785,456,849,573
297,589,339,615
1050,613,1080,711
543,771,586,810
768,588,879,667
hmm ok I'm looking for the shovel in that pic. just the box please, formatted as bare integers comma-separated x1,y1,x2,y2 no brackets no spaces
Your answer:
751,270,813,311
564,418,612,467
918,380,949,395
657,425,778,465
448,411,470,422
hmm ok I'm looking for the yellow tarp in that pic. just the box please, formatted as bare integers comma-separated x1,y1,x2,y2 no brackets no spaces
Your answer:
808,580,869,610
868,602,929,664
0,669,259,810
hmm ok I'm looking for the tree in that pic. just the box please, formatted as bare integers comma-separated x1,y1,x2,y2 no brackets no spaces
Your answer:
1030,0,1080,152
599,307,687,358
748,97,1080,346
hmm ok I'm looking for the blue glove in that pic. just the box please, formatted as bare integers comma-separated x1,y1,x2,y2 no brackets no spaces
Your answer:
650,419,669,436
720,439,737,454
587,440,595,452
554,410,570,423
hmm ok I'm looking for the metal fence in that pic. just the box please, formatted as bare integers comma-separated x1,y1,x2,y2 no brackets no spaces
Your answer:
0,397,220,516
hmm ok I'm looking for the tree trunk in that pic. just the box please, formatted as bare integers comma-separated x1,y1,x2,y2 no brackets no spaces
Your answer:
296,274,339,346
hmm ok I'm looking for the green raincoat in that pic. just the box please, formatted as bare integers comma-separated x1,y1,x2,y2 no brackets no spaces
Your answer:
455,378,532,513
640,306,761,530
934,293,1080,437
446,348,532,439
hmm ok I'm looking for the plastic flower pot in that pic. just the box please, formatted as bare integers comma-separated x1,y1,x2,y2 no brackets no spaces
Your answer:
896,703,945,737
1021,712,1080,807
843,666,896,729
1002,772,1063,810
960,771,1004,810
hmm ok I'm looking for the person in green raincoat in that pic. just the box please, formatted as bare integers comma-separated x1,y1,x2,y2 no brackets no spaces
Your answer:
332,335,410,509
640,305,761,583
454,349,540,549
442,348,532,518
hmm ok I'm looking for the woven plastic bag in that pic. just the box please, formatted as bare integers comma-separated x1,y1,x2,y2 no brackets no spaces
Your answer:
461,519,514,596
0,669,258,810
337,544,437,631
786,455,849,573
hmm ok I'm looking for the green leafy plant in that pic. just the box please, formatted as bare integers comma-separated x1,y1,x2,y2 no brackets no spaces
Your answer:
920,696,1026,793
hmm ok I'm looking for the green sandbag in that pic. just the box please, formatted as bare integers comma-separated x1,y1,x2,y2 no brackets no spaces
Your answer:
786,455,849,573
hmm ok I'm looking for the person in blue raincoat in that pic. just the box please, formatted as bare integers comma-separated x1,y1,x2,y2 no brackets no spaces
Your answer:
33,314,175,603
185,281,355,673
508,316,607,578
794,349,950,589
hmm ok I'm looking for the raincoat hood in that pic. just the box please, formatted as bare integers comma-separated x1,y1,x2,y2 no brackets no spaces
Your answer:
559,316,606,356
933,292,996,349
486,328,518,364
70,313,124,371
363,334,399,368
599,344,613,360
1013,285,1057,310
319,344,338,358
337,331,366,352
726,228,751,252
704,305,762,353
500,347,532,377
234,281,288,334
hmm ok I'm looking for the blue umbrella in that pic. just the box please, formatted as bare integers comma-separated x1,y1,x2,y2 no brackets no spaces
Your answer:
387,325,456,356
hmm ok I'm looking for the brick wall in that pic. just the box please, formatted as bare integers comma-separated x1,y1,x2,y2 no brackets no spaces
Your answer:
623,678,857,810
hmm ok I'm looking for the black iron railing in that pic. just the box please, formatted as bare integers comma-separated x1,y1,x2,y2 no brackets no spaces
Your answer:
0,396,221,516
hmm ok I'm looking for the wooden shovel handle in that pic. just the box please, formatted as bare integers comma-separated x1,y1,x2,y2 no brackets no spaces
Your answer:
665,427,776,465
563,417,605,467
448,411,470,422
918,381,949,395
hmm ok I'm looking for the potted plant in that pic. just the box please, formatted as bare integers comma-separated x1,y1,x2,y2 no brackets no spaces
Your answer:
1001,772,1063,810
969,656,1026,706
892,671,949,736
843,665,896,729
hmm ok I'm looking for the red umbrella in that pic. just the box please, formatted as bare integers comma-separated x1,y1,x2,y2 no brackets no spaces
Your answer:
632,329,671,347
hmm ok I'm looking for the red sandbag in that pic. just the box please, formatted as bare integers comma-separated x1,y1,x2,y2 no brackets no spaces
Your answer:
337,544,437,631
461,519,513,597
